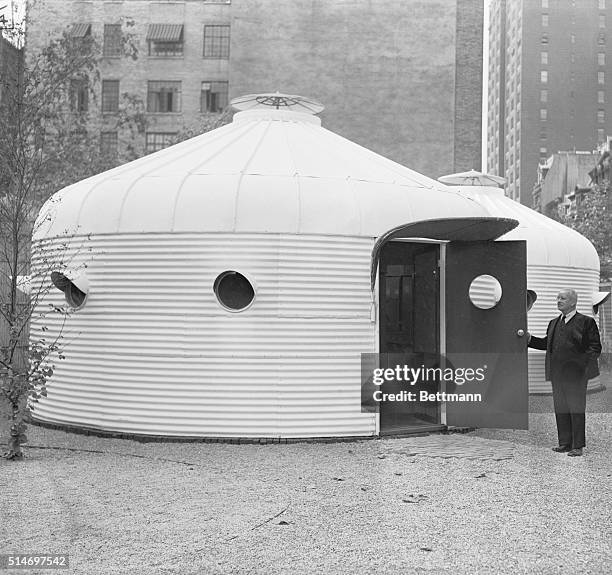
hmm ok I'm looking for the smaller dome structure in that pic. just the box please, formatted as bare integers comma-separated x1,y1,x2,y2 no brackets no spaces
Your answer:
438,174,601,393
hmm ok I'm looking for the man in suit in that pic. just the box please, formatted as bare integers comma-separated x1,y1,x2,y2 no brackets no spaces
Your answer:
528,289,601,456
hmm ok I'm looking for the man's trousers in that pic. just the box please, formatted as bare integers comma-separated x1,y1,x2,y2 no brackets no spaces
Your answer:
551,364,588,449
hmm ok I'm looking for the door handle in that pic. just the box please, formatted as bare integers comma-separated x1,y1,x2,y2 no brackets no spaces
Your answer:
516,329,525,337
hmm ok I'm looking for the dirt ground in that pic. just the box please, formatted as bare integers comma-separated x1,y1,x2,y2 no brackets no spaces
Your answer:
1,380,611,574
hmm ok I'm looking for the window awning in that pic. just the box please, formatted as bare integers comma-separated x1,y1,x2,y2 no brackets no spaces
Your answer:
146,24,184,42
70,23,91,38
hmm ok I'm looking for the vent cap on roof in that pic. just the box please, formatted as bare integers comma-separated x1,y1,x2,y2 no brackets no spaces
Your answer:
230,92,324,114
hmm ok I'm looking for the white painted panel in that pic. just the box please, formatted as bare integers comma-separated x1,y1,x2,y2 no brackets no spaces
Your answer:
76,177,128,234
172,174,240,231
298,178,362,235
188,120,270,175
118,176,185,232
244,119,302,176
235,176,300,233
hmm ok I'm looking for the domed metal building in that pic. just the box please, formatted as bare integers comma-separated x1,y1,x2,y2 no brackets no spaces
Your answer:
30,96,530,439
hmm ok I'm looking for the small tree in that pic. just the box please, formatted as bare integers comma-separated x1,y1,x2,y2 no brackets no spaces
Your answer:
0,19,143,459
558,182,612,280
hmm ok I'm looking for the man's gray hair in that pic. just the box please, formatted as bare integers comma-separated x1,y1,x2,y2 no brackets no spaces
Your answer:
560,288,578,304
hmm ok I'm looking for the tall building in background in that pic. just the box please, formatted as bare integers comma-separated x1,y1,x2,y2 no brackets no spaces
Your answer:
487,0,612,206
0,34,22,109
25,0,483,179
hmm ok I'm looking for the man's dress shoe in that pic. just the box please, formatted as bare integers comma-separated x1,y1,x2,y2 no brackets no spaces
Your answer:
552,446,571,452
567,448,583,456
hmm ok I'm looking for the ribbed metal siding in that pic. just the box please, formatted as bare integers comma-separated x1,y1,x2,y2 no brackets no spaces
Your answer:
526,265,601,393
30,233,377,438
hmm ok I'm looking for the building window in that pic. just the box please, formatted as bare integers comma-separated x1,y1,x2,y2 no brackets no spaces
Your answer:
598,90,605,103
540,70,548,83
600,14,606,28
598,128,605,142
101,80,119,113
147,81,182,113
203,25,230,58
541,51,548,64
145,132,177,154
598,52,606,66
540,89,548,102
69,23,91,39
70,79,88,112
598,32,606,44
540,147,547,156
542,14,549,27
100,131,118,156
200,81,228,112
541,33,548,44
598,109,605,123
599,0,606,9
599,71,605,84
147,24,184,57
571,33,576,43
540,108,547,121
541,0,548,7
540,126,547,140
103,24,122,57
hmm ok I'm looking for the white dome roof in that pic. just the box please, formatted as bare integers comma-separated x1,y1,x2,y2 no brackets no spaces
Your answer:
35,109,490,240
448,185,600,270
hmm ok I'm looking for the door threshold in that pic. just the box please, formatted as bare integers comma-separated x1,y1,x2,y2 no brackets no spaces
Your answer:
380,424,446,436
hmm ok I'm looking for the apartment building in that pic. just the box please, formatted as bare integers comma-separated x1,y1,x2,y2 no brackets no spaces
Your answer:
0,34,22,109
487,0,612,206
25,0,483,178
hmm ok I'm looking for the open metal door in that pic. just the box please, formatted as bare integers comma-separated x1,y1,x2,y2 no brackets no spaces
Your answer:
445,240,528,429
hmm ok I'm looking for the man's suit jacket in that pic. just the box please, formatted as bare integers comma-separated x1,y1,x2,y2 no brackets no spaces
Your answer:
528,312,602,381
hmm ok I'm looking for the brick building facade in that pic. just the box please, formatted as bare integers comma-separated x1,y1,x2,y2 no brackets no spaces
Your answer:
25,0,483,178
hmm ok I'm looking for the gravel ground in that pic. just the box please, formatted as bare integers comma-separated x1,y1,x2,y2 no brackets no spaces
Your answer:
1,383,610,574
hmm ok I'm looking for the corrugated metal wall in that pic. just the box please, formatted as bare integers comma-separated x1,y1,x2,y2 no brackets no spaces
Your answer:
526,265,602,393
29,233,377,438
599,282,612,365
29,233,603,437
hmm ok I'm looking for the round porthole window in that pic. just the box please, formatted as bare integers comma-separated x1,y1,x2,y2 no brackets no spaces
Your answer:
50,271,88,309
213,271,255,311
469,274,502,310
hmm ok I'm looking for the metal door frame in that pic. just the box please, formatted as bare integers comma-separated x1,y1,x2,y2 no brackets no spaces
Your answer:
374,238,447,435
